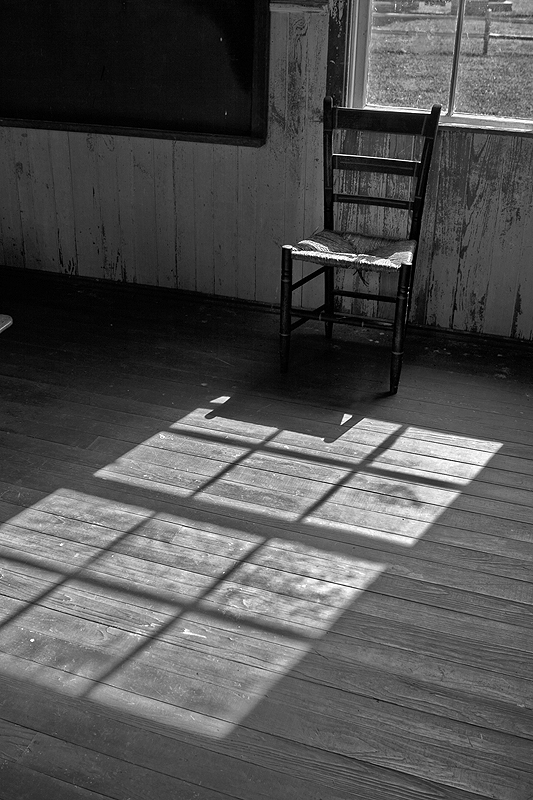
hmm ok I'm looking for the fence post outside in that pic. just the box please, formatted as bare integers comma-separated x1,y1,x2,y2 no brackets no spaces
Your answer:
483,6,492,54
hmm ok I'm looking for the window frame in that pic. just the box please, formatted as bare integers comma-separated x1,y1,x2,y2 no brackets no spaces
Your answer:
345,0,533,134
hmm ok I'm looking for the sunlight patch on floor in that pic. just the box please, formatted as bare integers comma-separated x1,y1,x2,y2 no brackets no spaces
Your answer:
0,486,384,737
94,404,502,547
0,400,503,738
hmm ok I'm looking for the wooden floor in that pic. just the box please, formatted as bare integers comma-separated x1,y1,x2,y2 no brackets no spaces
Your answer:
0,269,532,800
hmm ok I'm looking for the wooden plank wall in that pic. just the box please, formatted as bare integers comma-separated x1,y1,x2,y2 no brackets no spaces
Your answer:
335,127,533,341
413,128,533,341
0,1,532,341
0,4,329,305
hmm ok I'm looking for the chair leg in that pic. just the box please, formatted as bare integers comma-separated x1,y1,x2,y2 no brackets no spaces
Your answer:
390,263,413,394
324,268,334,339
280,245,293,372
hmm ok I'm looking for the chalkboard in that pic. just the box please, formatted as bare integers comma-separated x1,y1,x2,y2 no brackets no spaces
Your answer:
0,0,270,145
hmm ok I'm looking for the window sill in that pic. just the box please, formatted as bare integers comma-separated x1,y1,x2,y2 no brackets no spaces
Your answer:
361,104,533,137
270,0,327,10
439,113,533,137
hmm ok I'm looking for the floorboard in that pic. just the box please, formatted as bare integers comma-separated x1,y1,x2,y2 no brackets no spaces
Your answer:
0,269,532,800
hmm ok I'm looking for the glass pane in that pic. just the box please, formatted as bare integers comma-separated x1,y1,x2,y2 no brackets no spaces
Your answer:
366,0,458,111
454,0,533,119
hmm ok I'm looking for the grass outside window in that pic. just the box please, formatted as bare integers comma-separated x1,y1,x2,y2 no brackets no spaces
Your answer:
365,0,533,121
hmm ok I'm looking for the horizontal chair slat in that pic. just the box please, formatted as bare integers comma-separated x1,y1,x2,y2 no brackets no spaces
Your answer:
333,106,436,136
333,154,419,176
334,193,412,210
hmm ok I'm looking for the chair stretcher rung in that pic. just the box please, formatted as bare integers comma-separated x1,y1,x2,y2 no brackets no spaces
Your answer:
291,265,326,290
289,307,394,330
334,290,397,303
289,305,326,331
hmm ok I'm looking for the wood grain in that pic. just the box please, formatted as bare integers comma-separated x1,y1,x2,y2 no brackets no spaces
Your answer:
0,272,531,800
0,12,531,340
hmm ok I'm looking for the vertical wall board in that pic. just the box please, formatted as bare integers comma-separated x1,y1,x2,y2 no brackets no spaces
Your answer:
482,136,533,338
301,10,329,312
286,13,312,310
360,133,387,321
153,138,178,289
115,140,136,284
173,140,198,293
378,132,414,321
410,134,441,326
334,130,358,315
67,132,105,279
48,131,78,276
254,10,289,304
513,259,533,341
130,139,158,286
425,129,472,330
93,135,122,283
192,144,215,296
327,0,351,99
24,130,62,272
512,164,533,340
212,146,239,298
384,133,415,240
452,133,506,334
236,145,259,301
337,131,389,319
0,127,25,267
11,130,47,270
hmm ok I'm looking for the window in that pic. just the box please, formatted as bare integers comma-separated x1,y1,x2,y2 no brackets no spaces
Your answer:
347,0,533,130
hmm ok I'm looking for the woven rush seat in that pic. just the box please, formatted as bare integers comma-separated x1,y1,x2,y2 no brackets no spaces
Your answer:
293,229,417,272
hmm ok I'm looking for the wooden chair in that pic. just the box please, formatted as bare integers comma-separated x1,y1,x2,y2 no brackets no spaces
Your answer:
0,315,13,334
280,97,441,394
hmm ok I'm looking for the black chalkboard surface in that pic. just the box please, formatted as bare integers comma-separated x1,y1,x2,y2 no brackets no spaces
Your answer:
0,0,270,144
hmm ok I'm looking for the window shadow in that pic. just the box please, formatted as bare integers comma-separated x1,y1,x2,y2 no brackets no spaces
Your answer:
0,292,531,798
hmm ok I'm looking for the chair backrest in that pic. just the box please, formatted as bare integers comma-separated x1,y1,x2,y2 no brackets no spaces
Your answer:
323,97,441,242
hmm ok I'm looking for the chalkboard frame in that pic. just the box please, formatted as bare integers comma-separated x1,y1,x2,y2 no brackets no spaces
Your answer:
0,0,271,147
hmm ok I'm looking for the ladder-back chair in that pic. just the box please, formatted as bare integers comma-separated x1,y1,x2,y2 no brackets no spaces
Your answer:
280,97,441,394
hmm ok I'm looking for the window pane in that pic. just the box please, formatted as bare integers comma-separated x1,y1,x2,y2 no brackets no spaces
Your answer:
365,0,533,121
454,0,533,119
366,1,458,111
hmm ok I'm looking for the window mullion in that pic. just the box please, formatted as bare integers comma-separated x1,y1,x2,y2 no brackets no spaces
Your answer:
447,0,467,116
347,0,372,107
